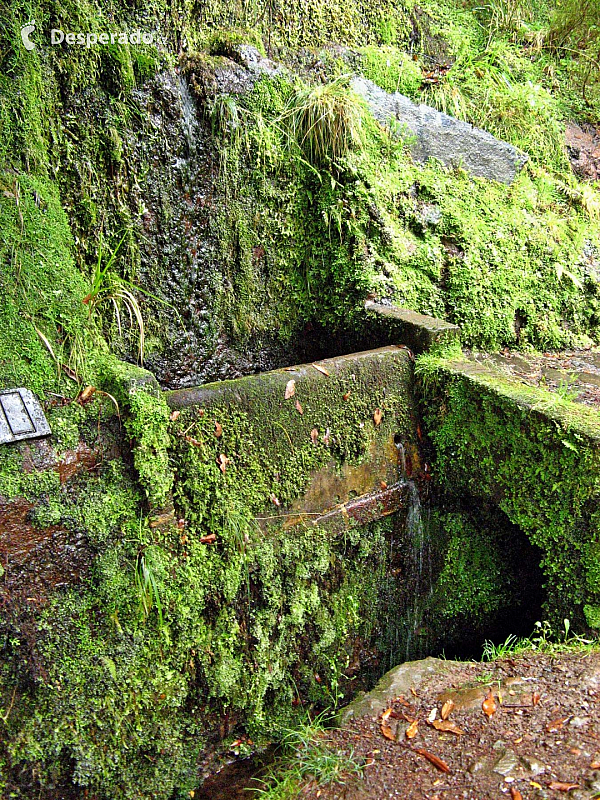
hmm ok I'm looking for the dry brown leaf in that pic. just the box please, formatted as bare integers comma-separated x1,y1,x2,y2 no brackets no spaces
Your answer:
373,408,383,426
380,711,396,742
343,390,351,401
214,421,223,438
310,428,319,444
295,399,303,415
510,788,523,800
532,691,541,706
269,493,281,507
217,454,230,473
591,759,600,769
380,480,388,490
548,781,578,792
169,409,181,422
77,385,96,405
410,688,417,698
406,719,419,739
430,719,464,736
381,723,395,741
312,363,330,377
199,534,216,544
185,435,203,447
415,748,450,774
441,699,455,720
546,717,568,732
285,379,296,399
482,688,496,718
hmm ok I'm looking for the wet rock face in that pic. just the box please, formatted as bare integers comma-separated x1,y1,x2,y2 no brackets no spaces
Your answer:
351,77,528,184
0,495,90,602
566,122,600,181
0,436,120,603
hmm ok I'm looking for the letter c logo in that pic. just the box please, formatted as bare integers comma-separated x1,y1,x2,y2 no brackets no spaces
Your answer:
21,21,36,51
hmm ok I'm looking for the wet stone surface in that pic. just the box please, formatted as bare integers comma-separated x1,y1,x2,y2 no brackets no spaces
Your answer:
470,349,600,409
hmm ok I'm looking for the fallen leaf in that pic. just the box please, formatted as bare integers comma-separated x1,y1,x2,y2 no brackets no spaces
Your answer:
546,717,568,732
283,367,296,372
199,534,217,544
343,390,351,401
285,379,296,399
312,363,330,377
380,480,388,489
441,699,455,720
591,759,600,769
530,781,543,790
217,454,230,473
430,719,464,736
381,721,396,741
169,409,180,422
295,399,303,415
185,435,203,447
214,421,223,438
77,385,96,405
410,688,418,698
532,691,541,706
406,719,419,739
482,688,496,718
415,748,450,774
310,428,319,444
548,781,578,792
269,493,281,507
510,788,523,800
373,408,383,426
322,428,331,446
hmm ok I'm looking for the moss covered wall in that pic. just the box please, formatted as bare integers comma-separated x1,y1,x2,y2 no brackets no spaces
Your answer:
0,346,424,797
418,353,600,630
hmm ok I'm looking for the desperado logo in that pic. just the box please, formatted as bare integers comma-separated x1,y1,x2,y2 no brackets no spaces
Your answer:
51,29,154,47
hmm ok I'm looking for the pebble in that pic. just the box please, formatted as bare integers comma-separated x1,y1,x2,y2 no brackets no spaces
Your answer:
493,750,520,777
520,754,546,776
569,716,589,728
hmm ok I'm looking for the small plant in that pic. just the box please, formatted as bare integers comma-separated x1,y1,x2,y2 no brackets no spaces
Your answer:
83,232,146,362
135,550,164,627
255,714,364,799
280,76,366,167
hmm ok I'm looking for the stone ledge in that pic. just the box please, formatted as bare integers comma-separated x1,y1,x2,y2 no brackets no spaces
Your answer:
365,301,461,354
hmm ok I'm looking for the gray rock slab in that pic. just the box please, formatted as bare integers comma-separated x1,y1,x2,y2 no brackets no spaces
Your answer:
365,300,461,354
337,656,460,725
352,76,528,184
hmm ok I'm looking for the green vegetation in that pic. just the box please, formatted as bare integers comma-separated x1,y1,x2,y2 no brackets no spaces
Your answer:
417,352,600,628
1,0,600,795
255,715,364,799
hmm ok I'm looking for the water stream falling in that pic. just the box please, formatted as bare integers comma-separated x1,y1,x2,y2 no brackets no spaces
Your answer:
395,441,434,661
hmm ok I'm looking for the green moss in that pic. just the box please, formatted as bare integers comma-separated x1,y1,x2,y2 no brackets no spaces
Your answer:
418,355,600,626
359,46,423,95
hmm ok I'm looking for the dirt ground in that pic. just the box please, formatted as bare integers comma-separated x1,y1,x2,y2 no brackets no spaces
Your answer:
296,651,600,800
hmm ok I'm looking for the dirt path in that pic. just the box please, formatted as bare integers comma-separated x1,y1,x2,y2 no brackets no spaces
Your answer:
296,652,600,800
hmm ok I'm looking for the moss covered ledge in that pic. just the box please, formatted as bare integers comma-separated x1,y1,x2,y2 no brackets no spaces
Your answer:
417,352,600,630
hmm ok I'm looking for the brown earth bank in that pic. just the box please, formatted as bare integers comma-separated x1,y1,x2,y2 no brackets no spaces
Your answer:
293,651,600,800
